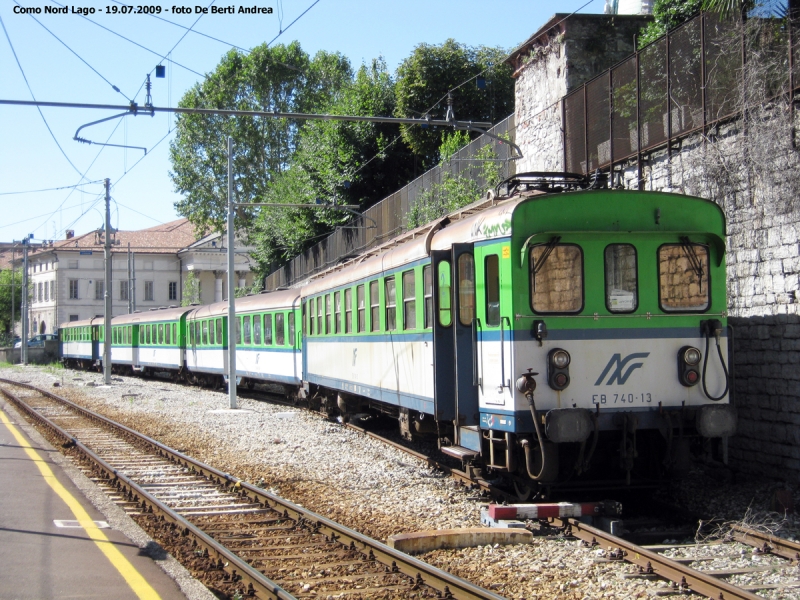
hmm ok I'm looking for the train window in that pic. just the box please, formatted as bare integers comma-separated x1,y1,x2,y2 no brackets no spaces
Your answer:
357,285,366,332
165,323,171,345
530,243,583,314
159,324,165,344
189,322,194,346
127,326,131,345
317,297,323,336
485,255,501,326
254,315,262,345
308,300,314,336
236,318,242,345
605,244,638,313
243,315,252,345
325,295,332,335
202,321,208,345
215,319,222,345
264,314,273,345
369,281,380,332
208,321,214,345
288,313,295,347
385,277,397,331
658,242,710,312
334,291,341,334
275,313,285,345
457,253,476,326
173,323,177,344
402,270,416,330
437,260,452,327
344,288,353,334
423,265,433,329
147,325,152,345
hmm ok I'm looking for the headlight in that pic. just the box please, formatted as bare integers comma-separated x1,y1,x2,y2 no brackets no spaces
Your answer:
552,349,570,369
683,347,701,366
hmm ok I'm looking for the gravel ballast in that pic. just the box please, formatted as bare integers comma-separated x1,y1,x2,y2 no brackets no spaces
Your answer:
2,364,798,599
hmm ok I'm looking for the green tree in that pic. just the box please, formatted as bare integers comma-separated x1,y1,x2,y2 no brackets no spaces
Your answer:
638,0,705,46
0,269,22,340
394,40,514,168
407,131,505,229
181,271,200,306
169,42,352,234
249,59,414,272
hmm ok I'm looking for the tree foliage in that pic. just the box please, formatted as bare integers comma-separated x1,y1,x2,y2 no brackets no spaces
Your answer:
0,269,22,339
394,40,514,168
169,42,352,233
248,59,415,271
407,132,505,229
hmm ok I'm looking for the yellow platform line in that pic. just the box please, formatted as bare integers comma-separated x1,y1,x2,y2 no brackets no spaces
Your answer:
0,407,162,600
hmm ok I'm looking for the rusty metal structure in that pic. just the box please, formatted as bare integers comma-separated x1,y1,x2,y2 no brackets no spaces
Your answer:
563,12,798,182
264,115,516,291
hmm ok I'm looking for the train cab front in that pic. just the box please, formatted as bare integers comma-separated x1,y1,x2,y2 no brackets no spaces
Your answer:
469,189,737,496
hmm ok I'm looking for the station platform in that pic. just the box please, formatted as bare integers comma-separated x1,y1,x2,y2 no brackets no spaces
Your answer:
0,401,190,600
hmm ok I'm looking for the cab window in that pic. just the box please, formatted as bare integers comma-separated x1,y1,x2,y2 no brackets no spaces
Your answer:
658,242,710,312
485,255,500,326
530,243,583,313
605,244,638,313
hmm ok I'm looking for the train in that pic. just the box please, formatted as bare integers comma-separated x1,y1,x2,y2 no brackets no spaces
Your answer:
59,174,736,497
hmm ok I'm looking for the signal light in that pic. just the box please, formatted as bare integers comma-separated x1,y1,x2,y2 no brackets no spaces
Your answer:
548,348,571,391
678,346,701,387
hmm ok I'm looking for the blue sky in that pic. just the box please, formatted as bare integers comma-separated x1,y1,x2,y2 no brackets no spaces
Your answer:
0,0,602,243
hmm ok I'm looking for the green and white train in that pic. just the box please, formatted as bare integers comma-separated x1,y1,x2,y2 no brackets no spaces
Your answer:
60,176,735,493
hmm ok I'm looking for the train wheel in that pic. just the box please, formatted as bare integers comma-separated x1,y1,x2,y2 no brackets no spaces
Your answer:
513,478,535,502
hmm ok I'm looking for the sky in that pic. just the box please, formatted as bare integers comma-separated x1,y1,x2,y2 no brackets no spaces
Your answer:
0,0,604,244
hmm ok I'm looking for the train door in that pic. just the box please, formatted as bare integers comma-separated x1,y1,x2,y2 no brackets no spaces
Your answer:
452,243,480,430
132,323,139,368
474,245,512,408
431,250,455,422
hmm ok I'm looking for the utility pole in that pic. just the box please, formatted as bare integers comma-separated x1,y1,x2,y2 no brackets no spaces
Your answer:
227,136,237,410
103,178,111,385
21,237,29,365
127,242,132,314
131,250,136,313
10,245,15,342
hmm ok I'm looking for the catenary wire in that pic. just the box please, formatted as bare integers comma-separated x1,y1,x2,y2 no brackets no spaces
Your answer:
0,14,86,180
266,0,322,47
14,1,131,101
0,181,105,197
47,0,205,78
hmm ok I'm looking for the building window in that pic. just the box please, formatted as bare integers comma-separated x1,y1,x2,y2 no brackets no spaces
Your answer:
69,314,79,322
69,260,79,269
120,280,129,301
95,279,104,300
38,282,43,302
144,281,154,301
69,279,79,300
168,281,177,301
44,281,49,302
49,281,54,302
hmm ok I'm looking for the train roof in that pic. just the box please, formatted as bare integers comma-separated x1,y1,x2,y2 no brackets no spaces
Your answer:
188,288,301,320
112,306,195,325
301,195,533,296
59,316,102,329
296,188,725,295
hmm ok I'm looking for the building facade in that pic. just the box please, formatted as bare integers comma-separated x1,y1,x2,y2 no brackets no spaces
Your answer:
22,219,255,335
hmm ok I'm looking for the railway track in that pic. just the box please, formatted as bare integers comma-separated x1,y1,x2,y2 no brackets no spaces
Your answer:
0,378,504,600
546,516,800,599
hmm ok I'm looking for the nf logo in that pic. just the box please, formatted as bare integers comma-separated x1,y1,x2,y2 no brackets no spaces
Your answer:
594,353,650,385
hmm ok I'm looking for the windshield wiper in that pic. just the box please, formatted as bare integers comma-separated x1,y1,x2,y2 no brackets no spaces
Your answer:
679,236,705,293
532,236,562,275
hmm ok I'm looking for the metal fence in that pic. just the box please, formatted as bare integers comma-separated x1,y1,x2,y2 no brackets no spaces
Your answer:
564,12,797,175
265,114,516,290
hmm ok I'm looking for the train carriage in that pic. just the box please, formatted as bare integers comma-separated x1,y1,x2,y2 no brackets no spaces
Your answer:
301,180,735,492
59,317,102,368
302,237,436,418
110,307,192,374
185,290,302,388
